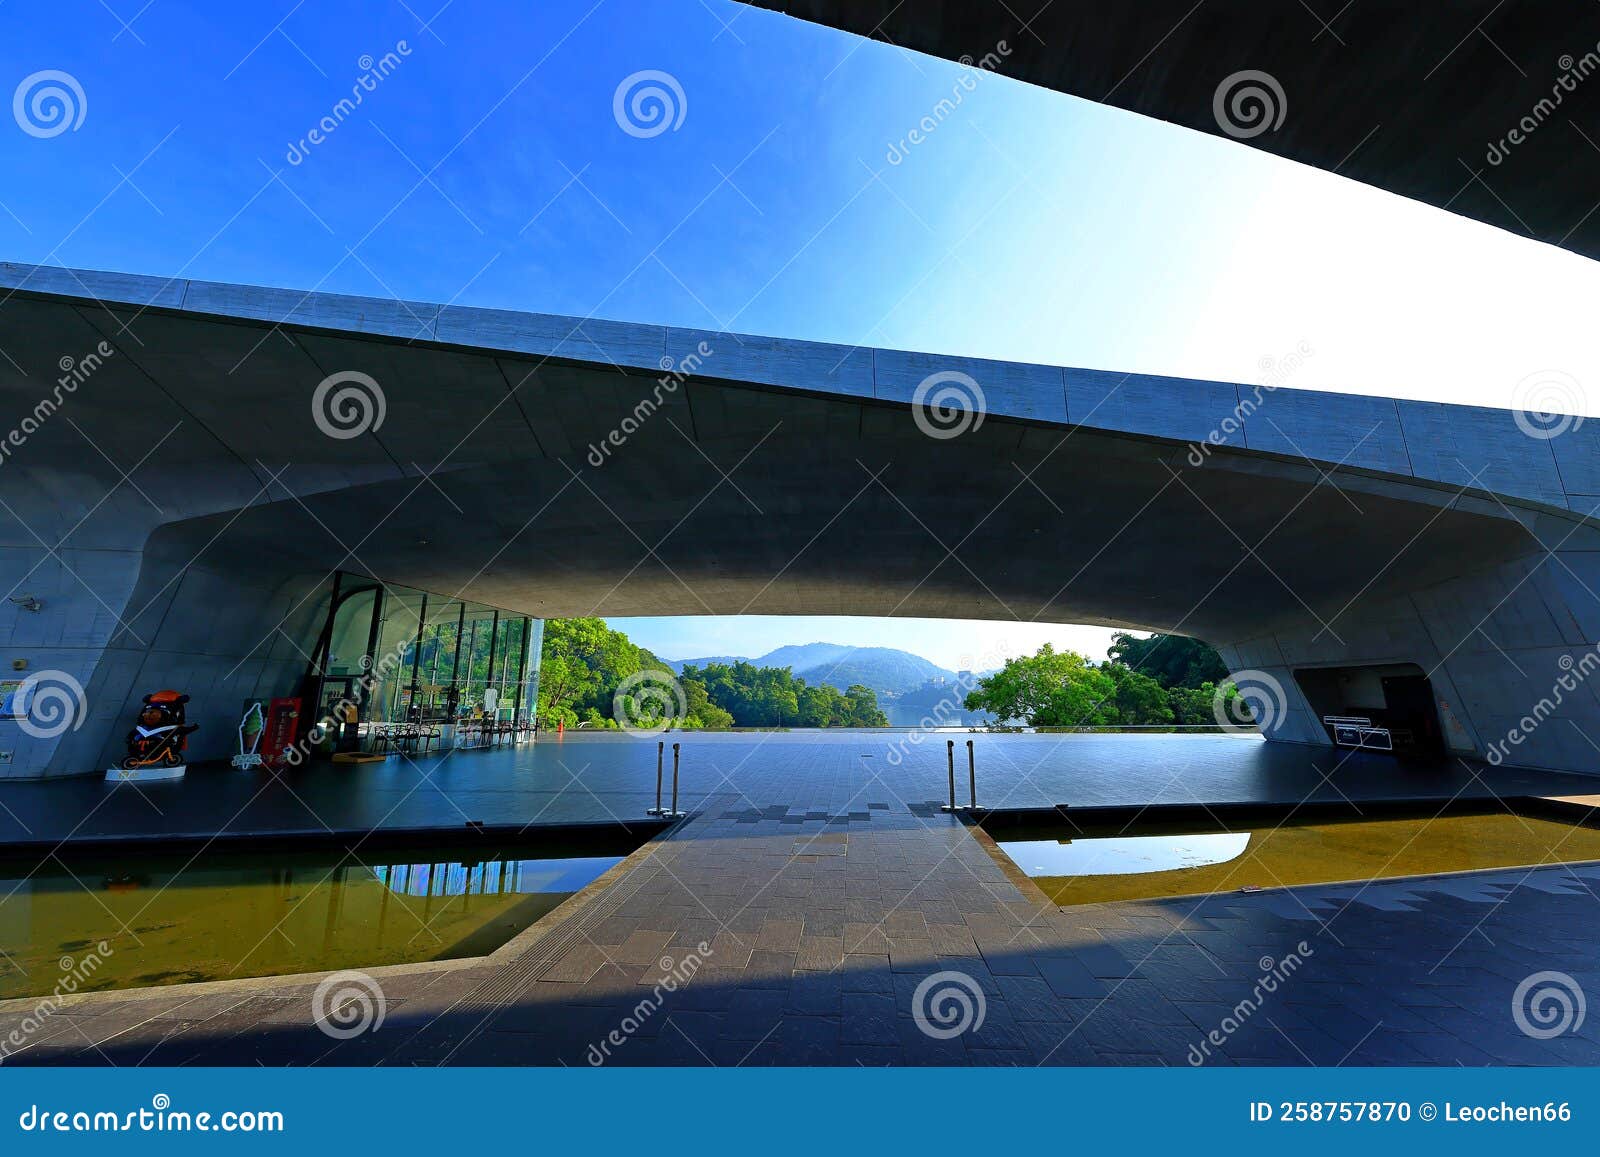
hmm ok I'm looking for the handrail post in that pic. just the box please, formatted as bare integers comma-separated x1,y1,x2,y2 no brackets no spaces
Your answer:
664,741,685,818
647,740,665,815
967,739,983,813
940,739,958,812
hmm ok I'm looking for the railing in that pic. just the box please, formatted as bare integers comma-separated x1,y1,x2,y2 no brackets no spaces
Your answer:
939,739,986,814
646,740,685,819
362,718,533,756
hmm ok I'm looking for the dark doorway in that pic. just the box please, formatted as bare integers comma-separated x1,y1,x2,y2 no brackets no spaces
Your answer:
1293,663,1446,758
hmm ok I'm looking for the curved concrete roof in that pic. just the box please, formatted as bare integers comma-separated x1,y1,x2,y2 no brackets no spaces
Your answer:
0,260,1591,646
4,260,1593,512
748,1,1600,264
7,262,1600,777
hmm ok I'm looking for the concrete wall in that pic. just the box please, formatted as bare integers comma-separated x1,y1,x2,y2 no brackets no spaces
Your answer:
0,481,330,777
1221,515,1600,774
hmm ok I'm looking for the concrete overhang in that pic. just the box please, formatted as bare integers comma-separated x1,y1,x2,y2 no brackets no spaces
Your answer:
1,261,1592,646
745,1,1600,264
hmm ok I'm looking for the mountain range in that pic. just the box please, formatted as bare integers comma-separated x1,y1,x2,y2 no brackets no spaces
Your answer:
665,643,957,696
664,642,999,727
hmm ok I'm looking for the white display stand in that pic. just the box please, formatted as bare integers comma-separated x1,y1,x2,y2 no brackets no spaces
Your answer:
105,764,187,784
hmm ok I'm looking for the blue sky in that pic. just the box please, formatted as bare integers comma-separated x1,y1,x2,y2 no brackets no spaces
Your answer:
5,0,1598,664
605,615,1128,672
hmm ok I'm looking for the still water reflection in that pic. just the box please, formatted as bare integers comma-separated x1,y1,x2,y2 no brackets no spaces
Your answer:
1002,832,1251,877
998,811,1600,906
0,843,625,998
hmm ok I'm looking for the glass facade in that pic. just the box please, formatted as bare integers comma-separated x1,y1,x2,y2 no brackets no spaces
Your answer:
309,573,542,754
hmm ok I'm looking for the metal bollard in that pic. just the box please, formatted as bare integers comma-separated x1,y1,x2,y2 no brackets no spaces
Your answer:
663,741,685,818
967,739,984,813
647,740,665,816
940,739,958,812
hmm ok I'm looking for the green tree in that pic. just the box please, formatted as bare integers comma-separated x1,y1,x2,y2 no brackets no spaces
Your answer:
844,684,888,727
682,678,734,730
682,662,887,728
539,621,892,731
537,617,660,728
1167,680,1251,727
1103,662,1175,726
797,683,840,728
1106,631,1229,689
963,644,1119,727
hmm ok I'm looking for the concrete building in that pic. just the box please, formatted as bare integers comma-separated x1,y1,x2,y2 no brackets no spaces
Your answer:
1,261,1596,779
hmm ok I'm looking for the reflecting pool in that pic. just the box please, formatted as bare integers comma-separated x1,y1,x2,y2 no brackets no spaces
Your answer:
995,810,1600,906
0,840,630,998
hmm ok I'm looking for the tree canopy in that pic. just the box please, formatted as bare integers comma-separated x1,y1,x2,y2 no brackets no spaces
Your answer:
536,619,887,730
683,661,887,728
963,634,1247,729
1106,631,1229,689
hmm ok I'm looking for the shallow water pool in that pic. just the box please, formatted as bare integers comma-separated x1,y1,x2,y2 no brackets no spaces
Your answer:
995,808,1600,906
0,838,631,998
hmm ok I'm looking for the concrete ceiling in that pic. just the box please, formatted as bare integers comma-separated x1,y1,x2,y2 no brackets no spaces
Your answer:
159,397,1536,643
747,1,1600,263
4,264,1583,653
0,265,1548,648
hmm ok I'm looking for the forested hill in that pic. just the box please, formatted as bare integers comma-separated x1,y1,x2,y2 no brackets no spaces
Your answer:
666,643,954,696
538,620,887,730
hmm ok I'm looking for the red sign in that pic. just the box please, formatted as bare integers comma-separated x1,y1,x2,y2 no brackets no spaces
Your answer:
261,697,301,770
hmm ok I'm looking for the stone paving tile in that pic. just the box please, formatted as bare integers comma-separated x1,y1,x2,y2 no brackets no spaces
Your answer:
755,919,804,952
743,952,797,987
10,746,1600,1068
1031,953,1105,997
842,923,891,954
929,922,979,956
784,973,842,1017
611,929,673,965
542,944,611,983
886,938,937,972
795,933,845,971
977,943,1043,977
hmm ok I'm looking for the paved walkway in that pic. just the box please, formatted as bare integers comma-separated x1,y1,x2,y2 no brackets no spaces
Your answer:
3,735,1599,1067
0,732,1590,847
